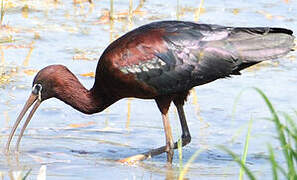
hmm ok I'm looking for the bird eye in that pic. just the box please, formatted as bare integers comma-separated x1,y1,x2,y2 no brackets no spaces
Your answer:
32,84,42,96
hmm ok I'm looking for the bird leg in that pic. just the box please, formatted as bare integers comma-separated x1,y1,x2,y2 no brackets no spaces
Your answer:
118,96,192,164
174,103,191,146
118,96,174,164
162,111,174,163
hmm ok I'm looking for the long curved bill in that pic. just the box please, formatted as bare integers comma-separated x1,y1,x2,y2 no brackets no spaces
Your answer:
5,93,41,153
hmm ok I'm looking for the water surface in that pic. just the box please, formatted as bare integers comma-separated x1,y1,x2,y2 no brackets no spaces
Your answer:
0,0,296,179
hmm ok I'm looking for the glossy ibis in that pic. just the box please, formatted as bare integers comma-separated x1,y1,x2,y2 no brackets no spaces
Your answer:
5,21,295,164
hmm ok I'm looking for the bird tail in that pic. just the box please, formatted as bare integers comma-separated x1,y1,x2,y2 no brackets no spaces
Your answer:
225,27,295,73
229,27,295,62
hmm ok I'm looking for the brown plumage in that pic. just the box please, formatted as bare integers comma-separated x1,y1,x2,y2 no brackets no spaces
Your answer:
6,21,295,164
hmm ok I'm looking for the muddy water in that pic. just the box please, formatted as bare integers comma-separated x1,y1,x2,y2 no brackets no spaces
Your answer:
0,0,296,179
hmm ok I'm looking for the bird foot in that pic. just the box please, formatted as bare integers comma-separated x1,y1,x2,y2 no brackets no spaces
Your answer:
118,137,191,165
117,154,149,165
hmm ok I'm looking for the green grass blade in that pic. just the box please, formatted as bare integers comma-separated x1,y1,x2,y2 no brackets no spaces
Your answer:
230,123,249,143
279,113,297,166
232,89,245,122
239,118,253,180
22,169,32,180
283,113,297,141
268,144,278,180
252,88,278,120
283,126,297,144
283,113,297,133
288,146,297,162
178,149,203,180
232,88,297,179
268,157,287,178
219,146,256,180
252,87,295,177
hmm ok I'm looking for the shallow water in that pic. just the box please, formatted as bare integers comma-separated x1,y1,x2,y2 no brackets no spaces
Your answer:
0,0,296,179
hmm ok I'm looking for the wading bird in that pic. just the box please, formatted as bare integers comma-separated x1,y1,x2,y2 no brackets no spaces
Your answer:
5,21,295,164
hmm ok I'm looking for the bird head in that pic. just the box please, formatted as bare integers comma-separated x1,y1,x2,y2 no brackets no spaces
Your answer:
5,65,71,153
32,65,71,101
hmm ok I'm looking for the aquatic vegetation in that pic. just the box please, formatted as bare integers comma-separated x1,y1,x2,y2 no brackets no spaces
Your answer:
0,0,6,26
178,148,204,180
177,88,297,180
0,65,18,87
0,0,296,179
223,88,297,180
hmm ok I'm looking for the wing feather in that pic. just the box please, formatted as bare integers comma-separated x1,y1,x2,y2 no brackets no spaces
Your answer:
115,21,294,94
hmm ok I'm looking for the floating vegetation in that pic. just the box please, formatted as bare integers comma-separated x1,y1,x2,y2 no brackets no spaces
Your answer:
71,46,101,64
72,48,98,61
0,0,295,180
0,33,14,44
0,0,6,26
232,8,240,15
72,0,93,5
96,9,146,24
0,65,18,87
256,10,285,20
23,69,38,76
68,121,96,128
79,71,95,77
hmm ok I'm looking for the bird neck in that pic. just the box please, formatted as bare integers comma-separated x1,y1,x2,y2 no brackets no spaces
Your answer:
55,77,116,115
